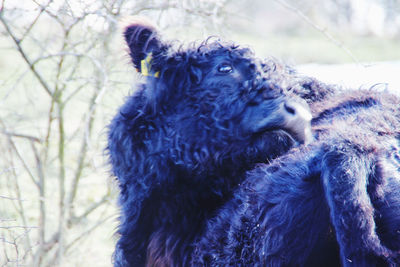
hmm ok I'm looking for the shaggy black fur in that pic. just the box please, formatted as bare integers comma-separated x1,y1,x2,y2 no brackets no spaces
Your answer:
108,20,400,266
108,20,311,266
192,89,400,266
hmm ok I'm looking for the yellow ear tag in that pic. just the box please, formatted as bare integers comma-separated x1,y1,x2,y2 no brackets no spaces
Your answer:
140,54,160,78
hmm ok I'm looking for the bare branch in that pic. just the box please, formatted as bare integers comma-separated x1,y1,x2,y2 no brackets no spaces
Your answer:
65,214,114,252
30,141,46,266
20,0,53,41
31,0,65,27
273,0,362,65
1,130,41,143
0,226,38,230
0,195,25,201
68,194,111,226
4,148,34,261
66,88,100,219
0,13,53,97
0,120,39,188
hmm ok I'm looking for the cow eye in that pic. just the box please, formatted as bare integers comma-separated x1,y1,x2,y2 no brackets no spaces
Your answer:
217,64,233,73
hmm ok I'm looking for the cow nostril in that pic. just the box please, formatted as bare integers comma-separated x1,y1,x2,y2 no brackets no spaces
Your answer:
284,103,296,115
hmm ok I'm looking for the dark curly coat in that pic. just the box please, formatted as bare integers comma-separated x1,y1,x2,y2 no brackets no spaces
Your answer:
191,81,400,266
108,20,311,266
108,19,400,266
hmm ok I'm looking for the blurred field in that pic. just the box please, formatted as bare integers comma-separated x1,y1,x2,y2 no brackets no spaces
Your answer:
1,0,399,266
233,32,400,64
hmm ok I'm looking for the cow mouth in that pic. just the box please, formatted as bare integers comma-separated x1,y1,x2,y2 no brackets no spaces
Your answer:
256,122,313,145
275,128,312,145
255,128,302,145
245,98,314,145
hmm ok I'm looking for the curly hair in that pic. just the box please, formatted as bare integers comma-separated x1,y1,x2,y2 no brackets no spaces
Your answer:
108,20,311,266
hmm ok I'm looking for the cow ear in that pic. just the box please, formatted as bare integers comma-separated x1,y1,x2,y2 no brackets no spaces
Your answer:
122,17,163,75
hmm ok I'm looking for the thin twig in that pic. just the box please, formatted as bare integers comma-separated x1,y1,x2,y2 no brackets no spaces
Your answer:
273,0,362,65
0,196,25,201
0,13,53,97
65,214,114,251
1,130,41,143
5,147,34,261
0,226,38,230
30,141,46,267
0,120,39,188
69,194,110,226
20,0,53,41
